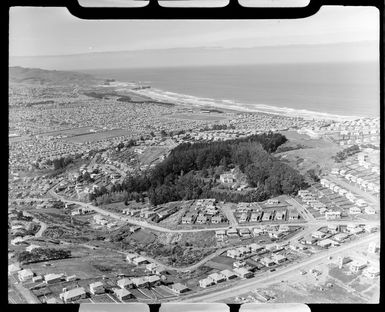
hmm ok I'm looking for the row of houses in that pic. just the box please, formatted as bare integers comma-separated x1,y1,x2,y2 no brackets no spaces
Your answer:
329,169,379,194
320,178,376,214
236,209,299,224
199,268,253,288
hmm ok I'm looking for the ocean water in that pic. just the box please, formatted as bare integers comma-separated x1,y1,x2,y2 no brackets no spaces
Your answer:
83,62,379,118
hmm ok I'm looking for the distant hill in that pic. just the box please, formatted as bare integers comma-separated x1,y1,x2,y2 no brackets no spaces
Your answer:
9,66,100,86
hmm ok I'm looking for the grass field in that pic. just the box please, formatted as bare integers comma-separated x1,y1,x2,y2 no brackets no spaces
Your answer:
139,146,170,165
39,126,97,137
65,129,131,143
276,131,343,174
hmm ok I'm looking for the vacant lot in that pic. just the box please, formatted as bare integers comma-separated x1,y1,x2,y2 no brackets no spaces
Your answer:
139,146,171,165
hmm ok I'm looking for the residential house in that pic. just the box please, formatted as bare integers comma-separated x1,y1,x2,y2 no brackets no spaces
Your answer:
288,211,299,220
249,243,264,253
233,268,253,278
349,206,362,214
350,260,367,273
32,276,43,283
250,211,262,222
220,269,238,280
364,266,380,279
233,261,246,268
131,277,149,288
275,210,286,221
59,287,86,303
269,231,285,239
365,206,376,215
220,173,235,184
196,214,209,224
117,278,133,289
114,288,133,301
215,230,227,241
253,226,265,236
267,199,279,205
171,283,189,294
44,273,63,284
145,275,161,286
227,249,243,259
66,275,77,282
239,228,251,238
18,269,34,282
317,239,334,248
211,215,224,224
199,277,214,288
260,257,275,267
132,256,149,266
208,272,226,284
226,228,239,238
325,211,341,220
262,212,272,222
238,213,249,223
89,281,105,294
312,231,327,239
272,254,287,264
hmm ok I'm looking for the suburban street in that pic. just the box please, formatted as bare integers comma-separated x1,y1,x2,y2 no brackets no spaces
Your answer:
326,174,379,206
49,190,379,234
176,232,380,302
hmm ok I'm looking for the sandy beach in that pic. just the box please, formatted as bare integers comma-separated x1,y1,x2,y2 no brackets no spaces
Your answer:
105,81,360,122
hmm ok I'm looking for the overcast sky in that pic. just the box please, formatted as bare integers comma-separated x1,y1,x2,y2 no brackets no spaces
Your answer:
9,5,379,69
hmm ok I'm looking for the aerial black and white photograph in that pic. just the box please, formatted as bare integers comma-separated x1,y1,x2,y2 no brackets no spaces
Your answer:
8,2,380,304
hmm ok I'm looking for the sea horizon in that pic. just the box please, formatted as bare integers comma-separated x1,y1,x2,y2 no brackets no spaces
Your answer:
81,61,379,120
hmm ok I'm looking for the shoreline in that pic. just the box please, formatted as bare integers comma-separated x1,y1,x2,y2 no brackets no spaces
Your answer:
103,81,362,122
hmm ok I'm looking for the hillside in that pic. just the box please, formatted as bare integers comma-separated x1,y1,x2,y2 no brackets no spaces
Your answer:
9,66,100,86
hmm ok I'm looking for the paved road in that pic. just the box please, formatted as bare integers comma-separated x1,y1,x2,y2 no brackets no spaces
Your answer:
177,232,380,302
286,197,316,222
49,190,379,234
326,175,379,207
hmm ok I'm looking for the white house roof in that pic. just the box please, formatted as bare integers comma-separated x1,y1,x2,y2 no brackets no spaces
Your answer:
60,287,86,301
44,273,63,281
89,281,104,289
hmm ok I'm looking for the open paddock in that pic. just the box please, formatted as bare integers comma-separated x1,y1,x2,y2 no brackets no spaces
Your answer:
139,146,171,165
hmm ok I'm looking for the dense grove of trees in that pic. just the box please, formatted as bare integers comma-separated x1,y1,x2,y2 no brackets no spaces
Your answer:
45,156,74,170
113,132,305,205
333,145,360,162
16,248,71,264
